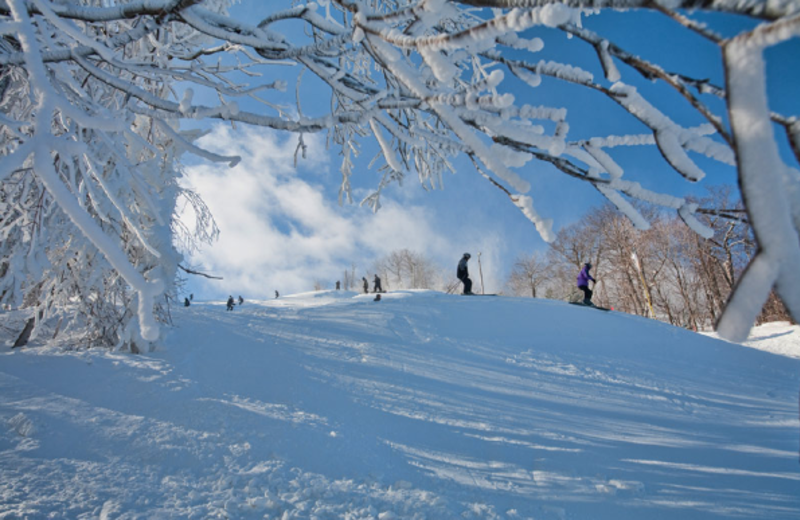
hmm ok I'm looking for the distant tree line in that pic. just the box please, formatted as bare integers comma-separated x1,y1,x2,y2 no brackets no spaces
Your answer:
506,187,792,330
311,249,447,293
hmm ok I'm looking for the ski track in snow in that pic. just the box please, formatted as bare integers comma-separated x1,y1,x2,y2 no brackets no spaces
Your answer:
1,290,798,519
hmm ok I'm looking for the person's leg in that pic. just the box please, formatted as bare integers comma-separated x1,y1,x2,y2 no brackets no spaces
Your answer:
464,277,473,295
580,285,592,304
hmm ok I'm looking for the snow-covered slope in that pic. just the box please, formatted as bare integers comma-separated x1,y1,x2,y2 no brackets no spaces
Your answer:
1,291,798,519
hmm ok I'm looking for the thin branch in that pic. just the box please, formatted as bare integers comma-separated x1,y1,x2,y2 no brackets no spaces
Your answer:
696,208,750,224
178,264,223,280
651,2,724,43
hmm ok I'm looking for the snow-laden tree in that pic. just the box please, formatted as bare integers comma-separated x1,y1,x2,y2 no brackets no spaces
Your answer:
0,0,226,350
1,0,798,349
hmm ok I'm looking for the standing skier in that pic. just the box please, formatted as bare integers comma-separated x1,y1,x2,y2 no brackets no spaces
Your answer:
226,295,235,311
373,274,383,293
576,262,596,305
457,253,473,295
362,277,369,294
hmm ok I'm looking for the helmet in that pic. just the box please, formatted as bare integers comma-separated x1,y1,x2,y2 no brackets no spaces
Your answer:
464,253,471,259
584,262,592,268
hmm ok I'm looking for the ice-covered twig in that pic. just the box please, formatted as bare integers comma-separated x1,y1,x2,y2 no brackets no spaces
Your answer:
468,154,554,241
155,119,241,167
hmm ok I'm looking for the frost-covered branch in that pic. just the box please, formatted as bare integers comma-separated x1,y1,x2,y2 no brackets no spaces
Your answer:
558,23,731,144
451,0,799,21
716,16,800,341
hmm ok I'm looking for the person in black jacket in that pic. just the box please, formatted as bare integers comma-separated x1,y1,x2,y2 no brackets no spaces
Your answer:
373,274,383,293
226,296,235,311
457,253,473,295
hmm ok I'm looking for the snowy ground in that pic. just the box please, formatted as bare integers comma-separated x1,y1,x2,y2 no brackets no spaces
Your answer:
1,291,798,519
705,321,800,361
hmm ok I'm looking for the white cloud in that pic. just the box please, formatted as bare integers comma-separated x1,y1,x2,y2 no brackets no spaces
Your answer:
178,125,469,298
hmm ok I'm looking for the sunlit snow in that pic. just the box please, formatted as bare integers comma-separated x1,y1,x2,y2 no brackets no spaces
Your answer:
2,291,798,519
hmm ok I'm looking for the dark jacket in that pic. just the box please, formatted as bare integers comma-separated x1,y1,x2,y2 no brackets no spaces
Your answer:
457,257,469,280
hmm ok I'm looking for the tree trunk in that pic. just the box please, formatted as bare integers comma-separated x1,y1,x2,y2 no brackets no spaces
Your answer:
13,318,35,348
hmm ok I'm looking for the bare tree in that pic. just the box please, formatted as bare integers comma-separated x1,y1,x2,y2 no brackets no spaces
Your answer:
542,190,786,330
374,249,441,290
507,252,549,298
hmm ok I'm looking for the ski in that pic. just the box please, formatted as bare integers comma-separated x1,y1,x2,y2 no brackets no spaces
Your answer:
569,301,611,311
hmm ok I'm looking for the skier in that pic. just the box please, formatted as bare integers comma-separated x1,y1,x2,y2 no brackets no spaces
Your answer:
275,290,279,299
226,295,235,311
576,262,596,305
362,277,369,294
457,253,473,295
373,274,383,293
184,297,190,307
336,281,341,290
238,295,244,305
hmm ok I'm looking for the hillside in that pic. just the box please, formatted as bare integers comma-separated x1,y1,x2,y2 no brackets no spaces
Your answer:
1,291,799,519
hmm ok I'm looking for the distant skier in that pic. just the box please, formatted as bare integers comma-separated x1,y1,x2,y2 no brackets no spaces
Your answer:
336,281,341,290
362,277,369,294
184,297,190,307
577,262,596,305
373,274,383,293
238,295,244,305
190,293,194,301
457,253,473,295
275,290,279,299
226,296,235,311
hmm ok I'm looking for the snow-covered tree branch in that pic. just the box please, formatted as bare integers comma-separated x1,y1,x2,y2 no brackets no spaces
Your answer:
1,0,797,348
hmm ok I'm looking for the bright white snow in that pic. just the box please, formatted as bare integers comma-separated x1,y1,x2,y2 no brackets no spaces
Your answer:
707,321,800,361
1,291,798,519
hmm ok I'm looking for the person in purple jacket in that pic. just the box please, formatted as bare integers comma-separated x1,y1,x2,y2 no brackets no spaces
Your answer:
576,262,596,305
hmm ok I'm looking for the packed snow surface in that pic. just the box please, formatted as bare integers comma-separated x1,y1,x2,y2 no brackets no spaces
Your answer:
1,291,799,519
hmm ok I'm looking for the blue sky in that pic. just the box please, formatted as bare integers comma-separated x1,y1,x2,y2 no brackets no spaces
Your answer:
178,3,799,301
